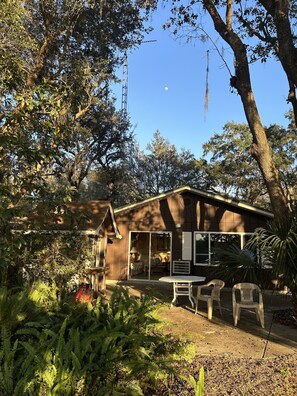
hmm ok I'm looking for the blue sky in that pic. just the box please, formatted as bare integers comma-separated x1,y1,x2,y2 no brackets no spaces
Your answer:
114,4,290,158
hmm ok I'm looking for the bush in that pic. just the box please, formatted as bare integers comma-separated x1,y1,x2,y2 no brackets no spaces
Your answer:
0,285,187,395
209,244,265,287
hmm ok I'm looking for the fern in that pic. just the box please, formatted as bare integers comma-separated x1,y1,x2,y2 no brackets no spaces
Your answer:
0,283,190,395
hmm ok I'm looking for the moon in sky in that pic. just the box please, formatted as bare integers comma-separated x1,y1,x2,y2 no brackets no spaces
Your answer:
164,86,169,91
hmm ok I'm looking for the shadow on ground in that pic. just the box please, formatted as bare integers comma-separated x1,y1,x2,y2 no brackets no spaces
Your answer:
106,280,297,359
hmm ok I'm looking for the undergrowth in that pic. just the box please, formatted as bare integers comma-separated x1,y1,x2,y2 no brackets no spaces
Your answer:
0,284,197,395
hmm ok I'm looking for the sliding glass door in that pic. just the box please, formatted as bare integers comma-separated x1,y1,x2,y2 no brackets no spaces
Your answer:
129,231,172,280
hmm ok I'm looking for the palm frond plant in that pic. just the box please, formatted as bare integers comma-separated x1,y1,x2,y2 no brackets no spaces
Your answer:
209,244,264,287
250,213,297,316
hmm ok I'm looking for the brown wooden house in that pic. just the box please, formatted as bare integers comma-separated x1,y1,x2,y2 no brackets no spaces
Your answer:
105,186,273,282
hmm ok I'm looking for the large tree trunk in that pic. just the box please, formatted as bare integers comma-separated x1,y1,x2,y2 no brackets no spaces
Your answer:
203,0,289,224
259,0,297,127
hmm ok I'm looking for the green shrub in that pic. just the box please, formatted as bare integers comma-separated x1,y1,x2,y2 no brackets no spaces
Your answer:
0,285,187,395
209,244,264,286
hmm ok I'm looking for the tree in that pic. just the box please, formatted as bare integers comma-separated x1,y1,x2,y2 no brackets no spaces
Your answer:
166,0,297,223
198,117,297,207
81,130,207,204
132,130,206,196
54,97,132,191
198,122,266,204
0,0,151,208
0,0,153,284
256,1,297,123
79,136,146,206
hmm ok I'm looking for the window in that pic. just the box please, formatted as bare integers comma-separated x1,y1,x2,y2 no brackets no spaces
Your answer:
195,233,209,264
194,232,252,266
156,233,171,251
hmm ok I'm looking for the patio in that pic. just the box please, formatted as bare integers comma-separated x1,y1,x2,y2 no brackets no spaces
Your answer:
106,280,297,359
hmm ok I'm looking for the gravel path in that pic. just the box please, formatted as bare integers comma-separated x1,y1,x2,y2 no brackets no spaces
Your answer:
153,307,297,395
155,354,297,395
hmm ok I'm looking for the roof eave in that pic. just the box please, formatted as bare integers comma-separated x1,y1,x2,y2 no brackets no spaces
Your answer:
114,185,274,218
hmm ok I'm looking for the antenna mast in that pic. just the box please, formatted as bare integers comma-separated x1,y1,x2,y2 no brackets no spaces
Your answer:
121,40,157,114
121,52,128,114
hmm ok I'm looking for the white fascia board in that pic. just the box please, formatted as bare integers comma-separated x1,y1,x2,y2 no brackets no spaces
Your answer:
185,187,274,218
95,204,122,239
114,186,274,218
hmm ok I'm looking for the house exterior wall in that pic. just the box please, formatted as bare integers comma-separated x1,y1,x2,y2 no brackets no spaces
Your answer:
105,191,271,280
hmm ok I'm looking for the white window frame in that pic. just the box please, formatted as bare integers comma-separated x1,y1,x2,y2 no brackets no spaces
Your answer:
193,231,253,266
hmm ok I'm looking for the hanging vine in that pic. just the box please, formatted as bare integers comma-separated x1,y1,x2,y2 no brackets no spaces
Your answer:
204,49,210,120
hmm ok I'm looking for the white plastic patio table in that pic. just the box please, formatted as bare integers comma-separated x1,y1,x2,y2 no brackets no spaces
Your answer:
159,275,206,308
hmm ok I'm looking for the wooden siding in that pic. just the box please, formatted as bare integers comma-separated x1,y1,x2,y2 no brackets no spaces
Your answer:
106,191,270,280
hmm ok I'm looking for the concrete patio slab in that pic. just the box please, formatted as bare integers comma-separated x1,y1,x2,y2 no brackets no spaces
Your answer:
106,280,297,359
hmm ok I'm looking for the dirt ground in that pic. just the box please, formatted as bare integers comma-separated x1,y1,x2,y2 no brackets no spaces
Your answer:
107,280,297,359
157,303,297,359
107,280,297,395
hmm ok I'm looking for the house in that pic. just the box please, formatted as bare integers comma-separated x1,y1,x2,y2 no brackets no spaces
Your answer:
105,186,273,282
13,200,121,293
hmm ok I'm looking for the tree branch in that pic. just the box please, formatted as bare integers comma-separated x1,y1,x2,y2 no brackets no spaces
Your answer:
259,0,297,88
202,0,289,222
226,0,233,31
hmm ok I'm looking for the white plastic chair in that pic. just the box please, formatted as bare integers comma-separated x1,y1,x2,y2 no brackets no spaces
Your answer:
232,283,264,328
195,279,225,319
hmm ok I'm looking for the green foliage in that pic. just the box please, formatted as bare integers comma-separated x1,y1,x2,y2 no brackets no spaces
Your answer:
0,285,187,395
251,211,297,311
198,119,297,208
21,233,92,295
0,0,150,197
0,325,36,396
0,0,154,287
209,244,265,287
185,367,205,396
0,287,35,333
28,281,60,311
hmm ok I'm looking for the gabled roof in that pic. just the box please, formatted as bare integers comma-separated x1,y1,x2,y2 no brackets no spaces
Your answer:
114,186,274,218
13,200,122,238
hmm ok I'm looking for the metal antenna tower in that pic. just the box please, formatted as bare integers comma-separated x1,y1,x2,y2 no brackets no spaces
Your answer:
121,40,157,114
121,52,129,114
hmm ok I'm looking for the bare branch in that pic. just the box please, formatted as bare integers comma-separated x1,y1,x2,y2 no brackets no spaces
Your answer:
226,0,233,31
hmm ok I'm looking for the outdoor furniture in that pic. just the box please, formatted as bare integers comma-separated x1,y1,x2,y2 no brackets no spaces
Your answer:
195,279,225,319
232,283,265,328
159,275,206,307
130,260,144,276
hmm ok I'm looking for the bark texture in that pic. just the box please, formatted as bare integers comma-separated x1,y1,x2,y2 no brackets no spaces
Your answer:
259,0,297,129
202,0,289,223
